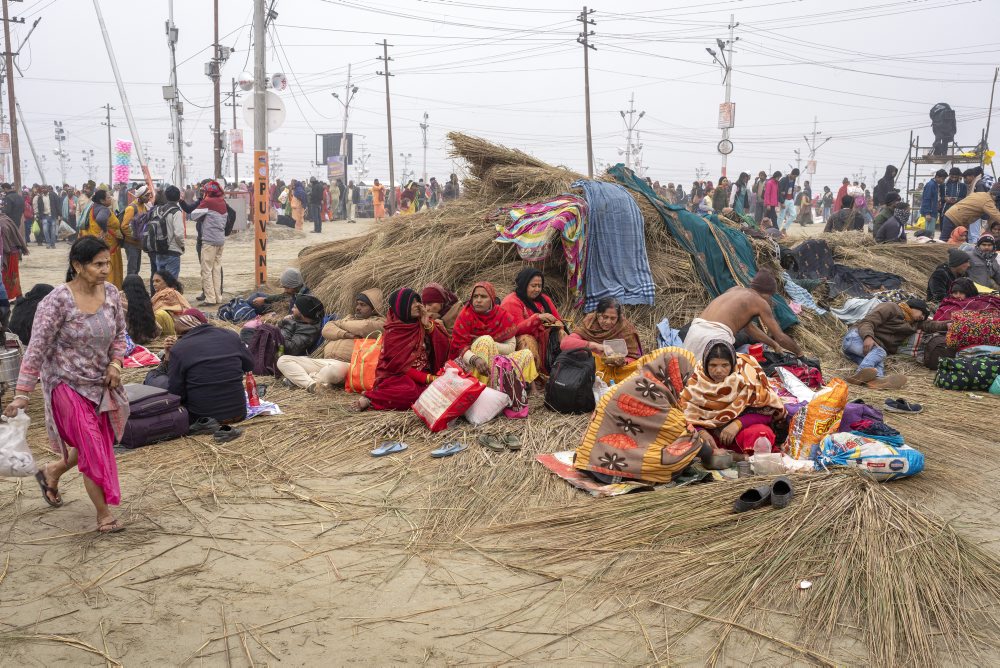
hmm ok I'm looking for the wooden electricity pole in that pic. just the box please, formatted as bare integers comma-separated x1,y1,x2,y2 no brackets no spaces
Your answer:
577,6,595,179
377,40,396,215
2,0,22,189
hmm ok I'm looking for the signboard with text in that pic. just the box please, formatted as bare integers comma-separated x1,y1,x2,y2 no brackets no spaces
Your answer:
718,102,736,130
327,156,345,183
253,150,269,287
230,129,244,154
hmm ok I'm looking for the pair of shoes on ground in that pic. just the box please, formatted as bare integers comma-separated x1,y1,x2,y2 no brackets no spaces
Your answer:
477,433,521,453
884,397,922,414
371,441,470,458
734,476,794,513
188,417,243,442
844,367,907,390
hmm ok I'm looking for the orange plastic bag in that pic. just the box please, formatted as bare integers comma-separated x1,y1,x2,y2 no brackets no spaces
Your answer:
784,378,849,460
345,333,381,393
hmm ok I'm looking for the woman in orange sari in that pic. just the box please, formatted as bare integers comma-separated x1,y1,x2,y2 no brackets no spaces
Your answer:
371,180,387,222
78,189,125,288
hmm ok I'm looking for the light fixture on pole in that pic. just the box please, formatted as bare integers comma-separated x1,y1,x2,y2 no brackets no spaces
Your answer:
706,14,738,177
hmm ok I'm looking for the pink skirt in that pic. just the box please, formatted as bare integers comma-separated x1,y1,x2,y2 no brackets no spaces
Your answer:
51,383,121,506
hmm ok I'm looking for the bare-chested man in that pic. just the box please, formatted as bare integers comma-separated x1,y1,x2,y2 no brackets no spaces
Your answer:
684,269,802,361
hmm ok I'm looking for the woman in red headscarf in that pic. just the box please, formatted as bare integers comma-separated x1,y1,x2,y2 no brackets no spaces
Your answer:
421,282,461,334
450,282,538,384
351,288,449,412
499,267,564,375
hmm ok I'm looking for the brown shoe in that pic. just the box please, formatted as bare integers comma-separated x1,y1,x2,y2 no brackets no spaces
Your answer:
845,367,878,385
867,374,907,390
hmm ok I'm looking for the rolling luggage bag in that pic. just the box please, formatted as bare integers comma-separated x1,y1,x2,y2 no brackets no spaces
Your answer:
120,384,189,449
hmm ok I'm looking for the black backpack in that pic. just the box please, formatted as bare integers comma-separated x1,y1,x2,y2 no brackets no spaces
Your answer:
141,204,178,254
545,349,596,414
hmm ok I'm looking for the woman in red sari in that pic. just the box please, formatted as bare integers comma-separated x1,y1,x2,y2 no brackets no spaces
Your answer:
421,282,461,334
450,281,538,384
500,267,564,374
352,288,449,412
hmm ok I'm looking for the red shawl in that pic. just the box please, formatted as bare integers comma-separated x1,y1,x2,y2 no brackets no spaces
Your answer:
932,295,1000,322
449,282,518,358
375,290,450,384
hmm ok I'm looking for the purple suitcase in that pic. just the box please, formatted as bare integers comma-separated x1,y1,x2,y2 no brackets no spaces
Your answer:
120,383,189,449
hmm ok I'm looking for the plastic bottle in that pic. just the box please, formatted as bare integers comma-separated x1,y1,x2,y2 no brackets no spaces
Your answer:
246,372,260,407
753,436,772,456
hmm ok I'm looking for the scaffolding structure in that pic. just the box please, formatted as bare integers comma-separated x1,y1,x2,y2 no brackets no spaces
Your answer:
904,129,986,204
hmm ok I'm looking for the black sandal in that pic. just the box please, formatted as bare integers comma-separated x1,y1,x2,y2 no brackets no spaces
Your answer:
35,470,63,508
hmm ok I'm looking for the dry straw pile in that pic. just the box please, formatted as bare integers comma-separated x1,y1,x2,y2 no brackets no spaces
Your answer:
300,133,947,358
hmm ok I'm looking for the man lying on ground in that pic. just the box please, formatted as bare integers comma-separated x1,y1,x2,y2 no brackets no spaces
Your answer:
684,269,801,361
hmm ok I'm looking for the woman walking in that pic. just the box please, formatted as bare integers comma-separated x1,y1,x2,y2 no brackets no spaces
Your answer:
5,237,130,533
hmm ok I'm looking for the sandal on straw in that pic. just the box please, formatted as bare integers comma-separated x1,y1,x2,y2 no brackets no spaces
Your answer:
884,397,922,414
867,374,907,390
97,519,125,534
503,433,521,452
477,434,504,453
35,470,62,508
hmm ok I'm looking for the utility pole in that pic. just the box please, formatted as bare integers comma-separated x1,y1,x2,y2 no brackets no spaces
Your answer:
211,0,222,179
332,63,357,188
793,149,802,172
803,115,831,179
619,92,644,171
252,0,269,287
399,152,412,186
577,6,595,178
53,120,67,184
101,103,115,185
228,77,239,183
707,14,738,178
166,0,184,186
2,0,22,189
420,112,429,183
377,40,396,214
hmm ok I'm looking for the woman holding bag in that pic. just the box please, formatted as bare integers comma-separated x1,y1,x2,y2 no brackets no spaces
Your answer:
4,237,130,533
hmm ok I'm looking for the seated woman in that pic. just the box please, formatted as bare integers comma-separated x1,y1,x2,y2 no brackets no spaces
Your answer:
450,282,538,385
575,347,702,484
560,297,641,384
680,340,787,460
421,283,461,333
499,268,564,375
9,283,54,345
150,270,190,336
120,275,161,345
352,288,449,411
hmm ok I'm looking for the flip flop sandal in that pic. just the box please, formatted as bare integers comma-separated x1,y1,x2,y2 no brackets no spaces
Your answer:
845,367,878,385
431,442,468,458
213,425,243,442
371,441,408,457
503,433,522,452
884,397,923,414
477,434,504,453
97,519,126,534
34,470,62,508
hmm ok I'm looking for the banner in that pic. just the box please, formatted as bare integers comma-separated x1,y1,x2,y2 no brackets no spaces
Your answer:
718,102,735,130
230,129,244,154
254,150,269,287
0,133,10,154
327,155,345,183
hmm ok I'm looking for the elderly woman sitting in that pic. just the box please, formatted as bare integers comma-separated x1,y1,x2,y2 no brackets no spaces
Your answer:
450,282,538,385
352,288,450,412
421,283,461,333
499,268,564,375
680,340,787,459
559,297,642,384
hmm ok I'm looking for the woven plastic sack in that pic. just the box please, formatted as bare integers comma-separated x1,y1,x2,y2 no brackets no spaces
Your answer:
0,410,35,478
816,433,923,482
783,378,849,460
413,368,485,432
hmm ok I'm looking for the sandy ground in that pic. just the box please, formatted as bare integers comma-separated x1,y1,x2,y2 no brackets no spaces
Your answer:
1,212,999,666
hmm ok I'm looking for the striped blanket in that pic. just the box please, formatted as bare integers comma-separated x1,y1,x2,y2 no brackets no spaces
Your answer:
572,179,656,311
495,194,589,302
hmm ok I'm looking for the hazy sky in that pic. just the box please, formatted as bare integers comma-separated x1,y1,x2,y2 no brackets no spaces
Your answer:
6,0,997,191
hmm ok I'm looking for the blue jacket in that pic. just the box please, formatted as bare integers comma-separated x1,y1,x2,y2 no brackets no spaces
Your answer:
920,178,940,216
942,179,968,216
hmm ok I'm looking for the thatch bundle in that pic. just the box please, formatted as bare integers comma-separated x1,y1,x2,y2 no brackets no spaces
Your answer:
299,133,948,360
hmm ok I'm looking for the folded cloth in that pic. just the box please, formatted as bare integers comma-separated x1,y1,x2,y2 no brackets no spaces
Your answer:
123,345,161,369
572,179,655,311
683,317,735,361
655,317,684,349
831,298,879,325
782,271,827,315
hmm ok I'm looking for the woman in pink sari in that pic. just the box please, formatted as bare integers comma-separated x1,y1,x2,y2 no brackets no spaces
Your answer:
5,237,130,533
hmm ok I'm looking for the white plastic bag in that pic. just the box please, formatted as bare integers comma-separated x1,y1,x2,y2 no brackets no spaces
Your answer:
0,410,35,478
592,376,611,405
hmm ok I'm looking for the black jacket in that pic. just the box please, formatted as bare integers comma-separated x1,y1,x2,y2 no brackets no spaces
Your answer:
278,317,322,356
927,263,958,303
309,182,324,205
167,324,254,423
874,215,906,243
